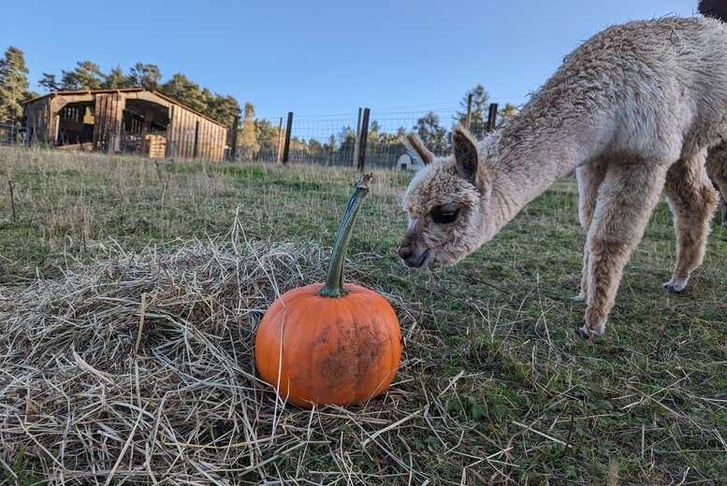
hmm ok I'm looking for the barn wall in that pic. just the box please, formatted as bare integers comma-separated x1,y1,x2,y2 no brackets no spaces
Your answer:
24,98,51,145
167,105,227,161
92,93,126,153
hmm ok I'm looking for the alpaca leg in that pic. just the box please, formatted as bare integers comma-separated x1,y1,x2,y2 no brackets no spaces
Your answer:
579,163,668,337
706,143,727,227
574,160,608,301
663,152,719,292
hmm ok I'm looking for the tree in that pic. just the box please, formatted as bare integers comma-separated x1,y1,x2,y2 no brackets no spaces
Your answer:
454,84,489,138
160,73,207,113
0,46,29,123
414,112,449,155
238,102,260,161
498,103,519,124
325,134,337,153
208,94,241,128
254,118,280,162
324,134,338,164
128,62,161,90
103,67,129,89
61,61,105,90
39,73,60,92
337,126,357,163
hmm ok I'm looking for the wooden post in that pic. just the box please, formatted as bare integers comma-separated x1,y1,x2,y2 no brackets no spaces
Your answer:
166,106,175,159
193,120,200,159
276,117,283,163
8,180,16,222
487,103,498,131
356,108,371,172
465,93,473,129
352,107,362,166
229,115,239,161
282,112,293,164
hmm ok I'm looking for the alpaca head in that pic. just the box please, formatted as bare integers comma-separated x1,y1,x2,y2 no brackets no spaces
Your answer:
398,126,493,268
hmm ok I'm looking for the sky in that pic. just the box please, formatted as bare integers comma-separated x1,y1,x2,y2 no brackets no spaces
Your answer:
2,0,699,123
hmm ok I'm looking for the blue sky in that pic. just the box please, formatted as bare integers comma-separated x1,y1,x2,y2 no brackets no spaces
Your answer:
3,0,697,121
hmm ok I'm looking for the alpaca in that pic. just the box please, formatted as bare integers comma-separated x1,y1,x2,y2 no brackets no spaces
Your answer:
399,8,727,337
702,0,727,227
707,142,727,226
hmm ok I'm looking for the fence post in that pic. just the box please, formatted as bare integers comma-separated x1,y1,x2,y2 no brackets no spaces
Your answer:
276,117,283,163
486,103,498,131
465,94,473,129
282,111,293,164
356,108,370,172
352,107,362,166
8,180,16,222
229,115,239,161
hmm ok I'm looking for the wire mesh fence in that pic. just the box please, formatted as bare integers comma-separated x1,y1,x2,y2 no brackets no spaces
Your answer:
2,101,517,170
245,107,478,170
0,123,24,147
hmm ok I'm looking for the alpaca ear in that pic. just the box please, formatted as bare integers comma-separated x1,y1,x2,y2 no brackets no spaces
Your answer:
452,125,478,185
405,134,434,165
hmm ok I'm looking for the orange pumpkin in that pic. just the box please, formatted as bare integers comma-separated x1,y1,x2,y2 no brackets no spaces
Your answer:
254,175,402,408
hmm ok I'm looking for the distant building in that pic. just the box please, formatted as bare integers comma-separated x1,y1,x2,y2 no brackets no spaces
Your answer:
399,151,426,170
22,88,228,161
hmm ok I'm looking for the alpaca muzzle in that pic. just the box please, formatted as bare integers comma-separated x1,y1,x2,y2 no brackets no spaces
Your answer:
397,234,430,268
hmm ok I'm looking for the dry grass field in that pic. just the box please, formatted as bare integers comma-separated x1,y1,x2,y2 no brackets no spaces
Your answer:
0,147,725,484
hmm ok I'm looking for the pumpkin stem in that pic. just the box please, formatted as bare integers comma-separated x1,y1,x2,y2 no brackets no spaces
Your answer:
319,174,374,298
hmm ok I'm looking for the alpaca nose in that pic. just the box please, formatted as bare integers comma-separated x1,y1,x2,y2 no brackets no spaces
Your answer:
397,234,415,260
398,243,413,261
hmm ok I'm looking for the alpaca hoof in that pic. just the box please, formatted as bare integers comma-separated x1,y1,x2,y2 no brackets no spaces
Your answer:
571,293,585,303
663,277,688,293
576,324,605,339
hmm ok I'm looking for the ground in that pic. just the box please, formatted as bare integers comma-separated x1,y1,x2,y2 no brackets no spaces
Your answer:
0,147,725,484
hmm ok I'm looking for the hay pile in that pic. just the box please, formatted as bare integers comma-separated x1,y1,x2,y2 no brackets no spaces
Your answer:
0,237,421,484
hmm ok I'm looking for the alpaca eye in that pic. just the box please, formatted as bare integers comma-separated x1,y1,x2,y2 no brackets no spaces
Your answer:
431,207,460,224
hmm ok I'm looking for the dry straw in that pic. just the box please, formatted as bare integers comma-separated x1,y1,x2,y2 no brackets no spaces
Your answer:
0,219,427,484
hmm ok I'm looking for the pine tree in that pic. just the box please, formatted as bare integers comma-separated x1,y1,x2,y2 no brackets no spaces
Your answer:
103,67,130,89
254,118,280,161
128,63,161,90
160,73,207,113
207,94,240,127
38,73,60,92
498,103,518,123
238,103,260,161
414,112,449,155
337,126,357,161
454,84,489,138
61,61,105,90
0,46,30,123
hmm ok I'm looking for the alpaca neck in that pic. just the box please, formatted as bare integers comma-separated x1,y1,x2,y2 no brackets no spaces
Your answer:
482,116,597,238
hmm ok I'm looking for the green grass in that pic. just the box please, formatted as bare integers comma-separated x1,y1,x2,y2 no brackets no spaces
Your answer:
1,146,726,484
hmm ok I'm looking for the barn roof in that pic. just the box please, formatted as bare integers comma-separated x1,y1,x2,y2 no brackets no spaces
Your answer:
23,87,228,128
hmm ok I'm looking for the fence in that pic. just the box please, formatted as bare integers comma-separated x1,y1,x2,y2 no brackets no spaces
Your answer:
239,102,504,170
0,123,24,147
1,101,511,170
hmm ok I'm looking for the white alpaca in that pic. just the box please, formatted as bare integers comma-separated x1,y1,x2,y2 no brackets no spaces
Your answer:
399,9,727,337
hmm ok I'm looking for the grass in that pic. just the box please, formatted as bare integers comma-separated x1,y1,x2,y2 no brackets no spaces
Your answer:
0,146,725,484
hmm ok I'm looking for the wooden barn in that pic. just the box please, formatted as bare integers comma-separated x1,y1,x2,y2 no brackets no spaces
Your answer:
23,88,228,161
